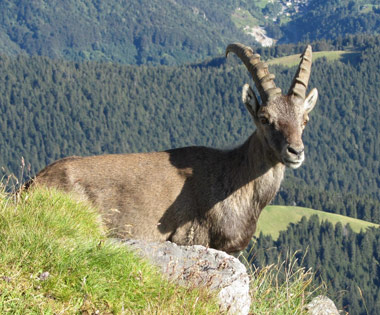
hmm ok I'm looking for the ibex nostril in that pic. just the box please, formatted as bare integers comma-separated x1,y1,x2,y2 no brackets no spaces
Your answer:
288,146,304,156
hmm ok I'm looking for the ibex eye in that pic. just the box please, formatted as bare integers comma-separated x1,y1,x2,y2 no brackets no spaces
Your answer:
260,117,270,125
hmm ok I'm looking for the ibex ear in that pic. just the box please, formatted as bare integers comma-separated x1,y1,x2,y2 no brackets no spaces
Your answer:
303,88,318,114
242,84,260,117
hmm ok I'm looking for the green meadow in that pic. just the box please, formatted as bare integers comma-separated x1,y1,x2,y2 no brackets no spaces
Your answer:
256,205,380,240
267,50,360,67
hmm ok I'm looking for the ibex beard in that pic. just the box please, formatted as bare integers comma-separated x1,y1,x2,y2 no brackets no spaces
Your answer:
25,43,318,254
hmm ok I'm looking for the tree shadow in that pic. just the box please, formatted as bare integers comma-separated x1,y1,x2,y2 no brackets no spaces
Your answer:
339,52,361,66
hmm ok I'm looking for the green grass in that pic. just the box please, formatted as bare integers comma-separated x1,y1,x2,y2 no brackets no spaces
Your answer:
245,252,319,314
231,8,259,30
256,205,380,240
253,0,272,9
360,4,380,14
0,185,322,314
0,187,219,314
267,50,360,67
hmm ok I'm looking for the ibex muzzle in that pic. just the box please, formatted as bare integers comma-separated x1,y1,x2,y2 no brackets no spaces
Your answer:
26,43,318,254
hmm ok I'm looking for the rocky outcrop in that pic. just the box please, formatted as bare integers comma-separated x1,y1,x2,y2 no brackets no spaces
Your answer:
124,240,251,314
124,240,341,314
306,295,340,315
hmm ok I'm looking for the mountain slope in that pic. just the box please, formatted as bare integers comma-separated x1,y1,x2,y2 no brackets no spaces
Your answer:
1,0,379,65
0,0,257,65
281,0,380,43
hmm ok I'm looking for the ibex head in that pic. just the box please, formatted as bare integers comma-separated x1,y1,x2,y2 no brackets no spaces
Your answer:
226,43,318,169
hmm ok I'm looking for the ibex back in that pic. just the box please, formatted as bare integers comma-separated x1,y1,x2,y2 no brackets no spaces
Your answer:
27,43,318,254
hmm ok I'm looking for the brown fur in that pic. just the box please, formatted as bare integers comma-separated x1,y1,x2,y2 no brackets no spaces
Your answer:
26,45,318,254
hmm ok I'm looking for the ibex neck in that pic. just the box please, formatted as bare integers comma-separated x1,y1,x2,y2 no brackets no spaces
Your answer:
208,132,286,252
225,131,285,189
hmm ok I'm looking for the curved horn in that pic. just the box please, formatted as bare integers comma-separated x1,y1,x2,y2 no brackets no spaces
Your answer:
288,45,313,104
226,43,281,103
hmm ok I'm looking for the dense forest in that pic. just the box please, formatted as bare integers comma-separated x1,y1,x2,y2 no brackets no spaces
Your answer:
0,0,257,65
0,0,379,65
248,216,380,314
282,0,380,43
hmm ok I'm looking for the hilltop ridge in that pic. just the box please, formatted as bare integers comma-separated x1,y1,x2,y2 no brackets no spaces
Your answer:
0,1,379,65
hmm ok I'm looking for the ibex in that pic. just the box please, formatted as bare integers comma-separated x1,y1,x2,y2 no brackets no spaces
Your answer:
26,43,318,254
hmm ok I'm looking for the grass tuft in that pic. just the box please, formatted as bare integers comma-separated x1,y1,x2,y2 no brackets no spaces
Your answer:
0,186,219,314
241,249,322,314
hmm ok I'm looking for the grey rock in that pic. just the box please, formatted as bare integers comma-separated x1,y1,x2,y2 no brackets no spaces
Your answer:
38,271,50,281
124,239,251,314
306,295,340,315
1,276,11,283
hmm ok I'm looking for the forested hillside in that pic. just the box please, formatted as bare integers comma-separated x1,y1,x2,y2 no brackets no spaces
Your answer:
249,216,380,314
282,0,380,43
275,35,380,222
1,0,379,65
0,0,258,65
